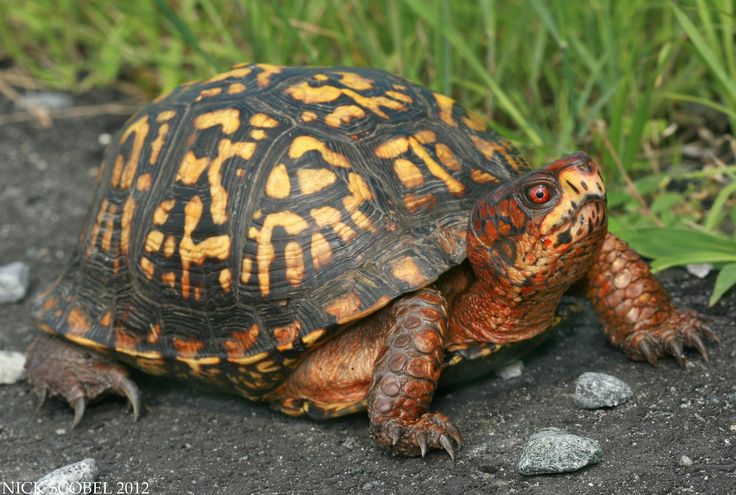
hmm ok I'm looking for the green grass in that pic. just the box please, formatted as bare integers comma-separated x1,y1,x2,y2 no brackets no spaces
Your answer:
1,0,735,303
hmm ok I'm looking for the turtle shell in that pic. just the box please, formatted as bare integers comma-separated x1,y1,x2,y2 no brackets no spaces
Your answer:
30,64,529,398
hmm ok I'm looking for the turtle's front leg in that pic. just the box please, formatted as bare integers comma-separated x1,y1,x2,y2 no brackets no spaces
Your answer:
25,335,141,426
368,289,462,459
585,233,718,365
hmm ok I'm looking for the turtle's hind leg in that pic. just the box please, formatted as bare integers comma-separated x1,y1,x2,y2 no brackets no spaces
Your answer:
25,335,141,427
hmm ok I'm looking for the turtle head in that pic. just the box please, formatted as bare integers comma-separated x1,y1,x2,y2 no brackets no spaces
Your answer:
467,152,607,290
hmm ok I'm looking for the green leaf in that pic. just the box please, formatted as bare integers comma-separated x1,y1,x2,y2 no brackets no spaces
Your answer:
613,227,736,260
651,252,736,272
710,263,736,306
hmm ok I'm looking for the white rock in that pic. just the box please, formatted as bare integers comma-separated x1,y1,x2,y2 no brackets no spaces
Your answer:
686,263,713,279
0,350,25,384
575,372,633,409
518,428,602,475
0,261,30,304
496,360,524,380
34,459,99,495
679,455,693,466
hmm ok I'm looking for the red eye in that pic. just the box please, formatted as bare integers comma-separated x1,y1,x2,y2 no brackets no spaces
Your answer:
527,184,551,204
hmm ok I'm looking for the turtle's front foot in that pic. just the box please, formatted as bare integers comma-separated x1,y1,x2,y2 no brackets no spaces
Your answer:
25,335,141,427
624,309,719,366
372,411,462,459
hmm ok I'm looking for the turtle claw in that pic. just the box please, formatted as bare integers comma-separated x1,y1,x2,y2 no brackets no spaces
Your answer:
440,434,456,461
638,339,658,366
117,377,141,421
72,397,86,429
666,339,686,367
417,432,429,457
688,333,709,362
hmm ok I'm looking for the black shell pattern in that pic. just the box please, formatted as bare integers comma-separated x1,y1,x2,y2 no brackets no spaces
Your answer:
30,64,529,397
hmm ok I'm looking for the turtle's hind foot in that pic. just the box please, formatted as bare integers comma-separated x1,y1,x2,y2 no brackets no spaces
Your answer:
25,335,140,427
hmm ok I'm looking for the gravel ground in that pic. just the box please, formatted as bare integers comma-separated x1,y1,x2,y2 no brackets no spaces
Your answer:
0,91,734,495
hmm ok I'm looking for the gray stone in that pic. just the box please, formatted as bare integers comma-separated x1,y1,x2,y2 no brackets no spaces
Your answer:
0,350,25,384
34,458,99,494
0,261,30,304
518,428,602,475
575,372,633,409
679,455,693,466
496,360,524,380
19,92,74,111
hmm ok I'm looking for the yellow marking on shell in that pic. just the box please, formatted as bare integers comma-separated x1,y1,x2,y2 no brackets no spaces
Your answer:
314,74,329,81
134,352,167,376
149,123,169,165
470,134,505,160
435,143,461,171
196,87,222,101
301,111,317,122
163,235,176,257
297,168,337,195
285,81,342,104
110,155,124,187
194,108,240,134
265,163,291,199
179,196,231,299
414,130,436,144
284,241,305,287
139,257,154,280
156,110,176,122
310,232,332,270
144,230,165,253
324,293,362,324
408,137,465,195
65,334,107,352
67,307,91,336
121,197,135,255
236,168,245,177
100,311,112,327
178,356,221,376
177,151,210,185
219,268,232,292
289,136,350,168
337,71,373,90
462,112,486,131
301,328,326,347
86,199,109,256
249,113,279,128
162,271,176,288
434,93,456,127
340,89,403,118
343,173,376,233
152,199,175,225
385,90,413,103
240,257,253,284
205,66,252,84
227,350,269,366
393,159,424,188
136,173,153,191
392,256,426,285
256,360,280,373
375,136,409,159
224,324,260,359
471,169,500,184
256,64,282,87
100,204,117,253
325,105,366,127
310,206,356,242
119,116,150,189
274,321,300,351
403,193,436,212
250,129,266,140
249,211,309,296
227,82,246,94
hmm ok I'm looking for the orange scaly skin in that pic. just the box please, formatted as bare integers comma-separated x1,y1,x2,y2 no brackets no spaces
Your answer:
585,233,718,365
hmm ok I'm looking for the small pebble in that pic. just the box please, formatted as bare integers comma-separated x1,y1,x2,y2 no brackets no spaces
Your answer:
496,360,524,380
98,133,112,146
518,427,602,475
0,350,26,384
0,261,30,304
19,92,73,111
34,458,98,495
686,263,713,279
575,372,632,409
679,455,693,466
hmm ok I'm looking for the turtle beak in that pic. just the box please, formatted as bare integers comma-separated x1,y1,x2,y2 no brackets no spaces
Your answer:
539,153,607,236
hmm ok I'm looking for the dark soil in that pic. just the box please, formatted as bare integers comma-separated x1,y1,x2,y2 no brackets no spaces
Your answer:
0,91,734,495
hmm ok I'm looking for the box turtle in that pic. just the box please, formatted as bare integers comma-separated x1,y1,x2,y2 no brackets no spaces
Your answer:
27,64,718,459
